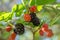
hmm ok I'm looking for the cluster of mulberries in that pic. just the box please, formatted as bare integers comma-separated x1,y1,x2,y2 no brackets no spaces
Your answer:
39,24,53,37
14,23,25,35
30,13,40,26
24,6,40,26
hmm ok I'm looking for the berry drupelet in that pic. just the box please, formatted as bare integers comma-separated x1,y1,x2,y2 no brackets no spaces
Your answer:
15,23,24,29
24,14,31,22
30,13,36,21
6,25,12,32
29,6,37,12
39,24,53,37
14,23,25,35
32,17,40,26
30,13,40,26
39,29,44,36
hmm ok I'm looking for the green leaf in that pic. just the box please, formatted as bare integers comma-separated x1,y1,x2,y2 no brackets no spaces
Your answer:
0,12,12,21
30,0,56,5
4,13,13,22
55,19,60,24
37,5,43,11
21,0,31,6
30,0,35,6
36,0,56,5
12,4,25,17
16,9,24,17
12,4,17,12
35,31,40,40
50,16,60,26
2,31,10,39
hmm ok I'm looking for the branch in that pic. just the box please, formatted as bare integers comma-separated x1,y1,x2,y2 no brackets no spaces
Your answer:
43,5,60,14
25,26,33,32
0,28,5,34
21,0,28,8
50,16,60,26
33,22,44,33
29,0,32,6
21,0,25,7
33,27,40,33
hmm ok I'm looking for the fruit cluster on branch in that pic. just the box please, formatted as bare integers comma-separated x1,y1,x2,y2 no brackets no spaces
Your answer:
5,5,54,40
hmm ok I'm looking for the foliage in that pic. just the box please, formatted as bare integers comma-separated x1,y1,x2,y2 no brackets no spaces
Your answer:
0,0,60,40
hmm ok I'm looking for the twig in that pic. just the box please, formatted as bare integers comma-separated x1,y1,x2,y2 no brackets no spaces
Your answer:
25,26,33,32
29,0,32,6
21,0,25,7
33,27,40,33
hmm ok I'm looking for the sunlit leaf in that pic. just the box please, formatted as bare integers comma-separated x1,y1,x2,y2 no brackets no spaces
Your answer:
0,12,13,21
0,12,11,20
19,4,24,10
12,4,25,17
2,13,11,19
37,5,43,11
12,4,17,12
